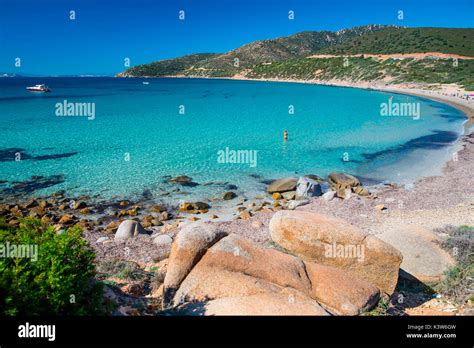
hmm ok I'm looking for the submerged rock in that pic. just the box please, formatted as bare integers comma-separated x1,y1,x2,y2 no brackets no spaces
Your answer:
179,202,210,214
223,191,237,200
169,175,193,184
169,175,198,187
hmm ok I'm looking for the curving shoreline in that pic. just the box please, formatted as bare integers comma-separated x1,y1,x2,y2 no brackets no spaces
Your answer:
218,76,474,121
2,78,473,315
2,77,473,231
165,74,474,185
2,78,472,227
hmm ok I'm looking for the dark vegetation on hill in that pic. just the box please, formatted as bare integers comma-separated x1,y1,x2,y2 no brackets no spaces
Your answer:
319,27,474,56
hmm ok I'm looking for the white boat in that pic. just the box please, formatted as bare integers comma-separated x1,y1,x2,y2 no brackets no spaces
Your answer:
142,81,150,85
26,84,51,92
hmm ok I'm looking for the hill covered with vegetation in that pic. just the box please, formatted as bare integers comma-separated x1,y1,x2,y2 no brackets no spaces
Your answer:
248,56,474,90
318,27,474,56
117,25,474,90
117,25,397,77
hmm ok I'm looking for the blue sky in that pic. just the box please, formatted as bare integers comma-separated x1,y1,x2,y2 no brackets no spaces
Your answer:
1,0,473,76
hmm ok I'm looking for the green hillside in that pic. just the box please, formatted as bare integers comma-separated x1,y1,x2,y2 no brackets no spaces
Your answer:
117,53,219,77
319,27,474,56
117,25,396,77
116,25,474,89
248,56,474,90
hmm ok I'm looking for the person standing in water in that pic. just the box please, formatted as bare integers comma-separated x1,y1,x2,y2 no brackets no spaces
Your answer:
284,129,288,141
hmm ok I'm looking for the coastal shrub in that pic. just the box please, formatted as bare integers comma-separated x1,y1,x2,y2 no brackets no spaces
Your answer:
96,259,146,281
0,218,109,315
435,225,473,304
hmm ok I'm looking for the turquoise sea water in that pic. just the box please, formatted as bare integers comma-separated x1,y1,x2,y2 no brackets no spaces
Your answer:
0,77,466,202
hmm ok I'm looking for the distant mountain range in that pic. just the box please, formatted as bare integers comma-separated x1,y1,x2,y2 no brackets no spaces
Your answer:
116,25,474,89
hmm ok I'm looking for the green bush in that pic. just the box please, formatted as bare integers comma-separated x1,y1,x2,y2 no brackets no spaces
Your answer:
0,218,109,315
96,259,146,281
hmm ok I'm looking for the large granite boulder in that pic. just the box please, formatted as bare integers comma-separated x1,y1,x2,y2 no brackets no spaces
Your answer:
170,233,380,315
162,222,227,306
269,210,402,295
172,234,311,305
305,262,379,315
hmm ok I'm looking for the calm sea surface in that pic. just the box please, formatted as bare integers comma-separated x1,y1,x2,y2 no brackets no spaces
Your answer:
0,77,466,202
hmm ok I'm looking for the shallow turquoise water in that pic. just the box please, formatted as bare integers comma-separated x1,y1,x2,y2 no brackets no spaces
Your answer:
0,77,466,201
